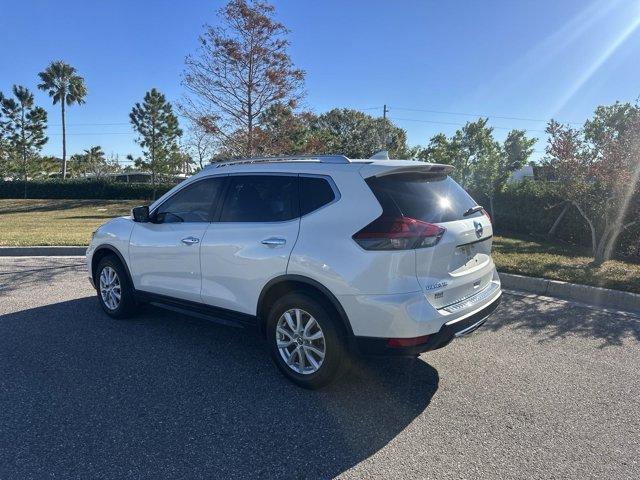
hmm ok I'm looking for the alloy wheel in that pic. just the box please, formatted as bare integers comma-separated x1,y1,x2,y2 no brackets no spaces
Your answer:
276,308,326,375
99,266,121,311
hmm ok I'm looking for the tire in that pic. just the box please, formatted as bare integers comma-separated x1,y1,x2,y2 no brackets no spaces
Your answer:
95,255,137,319
266,292,348,389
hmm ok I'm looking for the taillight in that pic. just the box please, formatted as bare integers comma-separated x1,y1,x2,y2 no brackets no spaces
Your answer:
353,216,445,251
481,208,492,224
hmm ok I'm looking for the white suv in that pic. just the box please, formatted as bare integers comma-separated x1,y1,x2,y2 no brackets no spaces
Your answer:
86,154,501,388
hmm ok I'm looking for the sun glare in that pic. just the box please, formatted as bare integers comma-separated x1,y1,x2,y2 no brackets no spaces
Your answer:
438,196,452,210
549,3,640,117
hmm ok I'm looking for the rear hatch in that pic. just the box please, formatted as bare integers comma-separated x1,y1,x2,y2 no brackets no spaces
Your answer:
361,170,495,310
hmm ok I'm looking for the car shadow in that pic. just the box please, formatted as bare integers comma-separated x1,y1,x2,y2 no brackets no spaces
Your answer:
0,297,439,479
486,293,640,347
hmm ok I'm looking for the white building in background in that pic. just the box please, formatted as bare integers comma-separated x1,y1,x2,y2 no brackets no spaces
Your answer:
508,165,535,183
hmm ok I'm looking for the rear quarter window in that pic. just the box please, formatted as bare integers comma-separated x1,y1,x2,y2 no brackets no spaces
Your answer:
300,176,336,215
366,174,479,223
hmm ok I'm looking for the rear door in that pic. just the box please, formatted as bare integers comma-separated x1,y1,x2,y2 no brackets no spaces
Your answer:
365,174,495,309
200,174,300,315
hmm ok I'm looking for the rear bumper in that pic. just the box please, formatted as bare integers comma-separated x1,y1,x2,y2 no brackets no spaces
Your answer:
353,293,501,356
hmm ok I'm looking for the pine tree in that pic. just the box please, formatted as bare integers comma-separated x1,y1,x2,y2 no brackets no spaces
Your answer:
130,89,182,198
0,86,48,196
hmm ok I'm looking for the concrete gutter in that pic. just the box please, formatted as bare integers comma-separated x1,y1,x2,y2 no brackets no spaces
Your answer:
0,246,637,313
0,246,87,256
499,272,640,314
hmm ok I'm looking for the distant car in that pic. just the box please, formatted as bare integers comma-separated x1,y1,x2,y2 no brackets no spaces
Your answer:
86,153,501,389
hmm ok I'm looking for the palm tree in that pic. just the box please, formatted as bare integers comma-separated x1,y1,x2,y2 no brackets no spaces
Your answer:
38,61,87,179
83,145,105,177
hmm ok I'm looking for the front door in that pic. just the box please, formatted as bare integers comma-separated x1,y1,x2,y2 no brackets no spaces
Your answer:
129,176,226,302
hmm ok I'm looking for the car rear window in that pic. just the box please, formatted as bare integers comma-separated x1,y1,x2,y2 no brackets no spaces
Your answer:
365,173,480,223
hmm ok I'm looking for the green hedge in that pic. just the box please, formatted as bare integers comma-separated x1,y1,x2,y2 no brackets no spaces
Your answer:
1,178,638,259
470,181,640,259
0,180,175,200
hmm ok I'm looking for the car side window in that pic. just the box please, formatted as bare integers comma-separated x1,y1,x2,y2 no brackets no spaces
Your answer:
155,177,225,223
220,175,299,222
300,176,336,215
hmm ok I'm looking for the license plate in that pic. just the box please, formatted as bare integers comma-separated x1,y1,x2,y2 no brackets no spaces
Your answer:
457,244,477,266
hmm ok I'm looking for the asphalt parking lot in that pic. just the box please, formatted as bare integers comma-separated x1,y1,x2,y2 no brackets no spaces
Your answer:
1,257,639,479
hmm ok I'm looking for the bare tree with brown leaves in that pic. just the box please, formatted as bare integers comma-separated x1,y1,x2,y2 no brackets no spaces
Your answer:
182,0,304,157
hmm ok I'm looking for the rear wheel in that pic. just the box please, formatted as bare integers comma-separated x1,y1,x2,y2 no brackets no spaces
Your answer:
266,292,348,389
95,255,136,318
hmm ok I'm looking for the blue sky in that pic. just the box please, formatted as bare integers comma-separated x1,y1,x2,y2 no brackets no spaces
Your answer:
1,0,640,164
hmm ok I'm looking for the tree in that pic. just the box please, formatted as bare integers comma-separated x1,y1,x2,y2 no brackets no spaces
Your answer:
309,108,408,158
544,103,640,264
584,102,637,150
184,116,219,169
186,128,216,169
129,88,182,197
471,129,536,222
171,149,196,175
250,103,326,155
452,119,500,189
32,155,62,179
419,119,498,188
0,86,48,195
417,133,459,165
183,0,304,156
38,61,87,179
0,92,11,178
69,146,119,179
503,130,537,174
417,119,536,222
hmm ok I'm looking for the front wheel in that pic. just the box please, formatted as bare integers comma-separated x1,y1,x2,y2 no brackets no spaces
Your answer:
266,292,348,389
95,255,136,319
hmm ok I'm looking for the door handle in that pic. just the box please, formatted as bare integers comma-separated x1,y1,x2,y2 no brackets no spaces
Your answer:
181,236,200,245
261,237,286,247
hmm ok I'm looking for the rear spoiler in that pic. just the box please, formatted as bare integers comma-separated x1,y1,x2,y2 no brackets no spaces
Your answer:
359,162,454,179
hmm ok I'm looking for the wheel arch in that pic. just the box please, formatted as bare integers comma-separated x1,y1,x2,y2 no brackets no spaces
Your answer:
257,275,354,339
91,244,134,289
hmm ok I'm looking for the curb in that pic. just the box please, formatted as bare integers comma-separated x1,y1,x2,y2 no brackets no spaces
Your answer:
0,246,87,256
499,272,640,313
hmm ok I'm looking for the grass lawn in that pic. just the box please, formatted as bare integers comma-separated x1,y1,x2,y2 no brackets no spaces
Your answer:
0,199,140,247
493,234,640,294
0,199,638,294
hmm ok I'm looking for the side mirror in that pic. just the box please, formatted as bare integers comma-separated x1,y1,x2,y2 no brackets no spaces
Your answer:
132,205,150,223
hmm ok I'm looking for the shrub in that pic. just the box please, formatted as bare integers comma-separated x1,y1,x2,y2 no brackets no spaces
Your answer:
0,180,176,200
470,180,639,260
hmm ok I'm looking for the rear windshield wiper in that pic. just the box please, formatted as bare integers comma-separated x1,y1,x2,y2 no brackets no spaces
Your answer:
463,205,483,217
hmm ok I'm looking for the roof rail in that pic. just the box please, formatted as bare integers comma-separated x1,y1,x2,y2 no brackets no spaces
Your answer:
208,154,350,169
